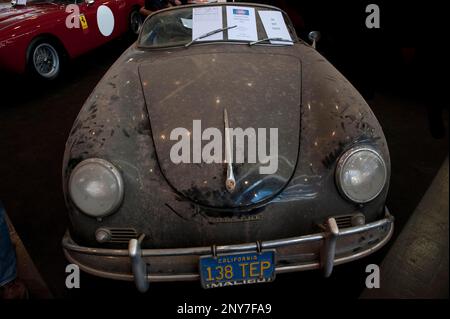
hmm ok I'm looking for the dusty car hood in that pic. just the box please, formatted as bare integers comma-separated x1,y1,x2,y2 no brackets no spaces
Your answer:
139,52,301,209
0,3,59,31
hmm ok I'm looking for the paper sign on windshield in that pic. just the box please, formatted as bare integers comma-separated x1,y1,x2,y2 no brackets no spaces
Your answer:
258,10,293,45
226,6,258,42
192,7,223,42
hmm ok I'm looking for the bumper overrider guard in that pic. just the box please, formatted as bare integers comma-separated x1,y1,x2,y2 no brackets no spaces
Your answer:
62,208,394,292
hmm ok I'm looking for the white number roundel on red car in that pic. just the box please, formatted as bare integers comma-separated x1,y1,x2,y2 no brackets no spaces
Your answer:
97,5,115,37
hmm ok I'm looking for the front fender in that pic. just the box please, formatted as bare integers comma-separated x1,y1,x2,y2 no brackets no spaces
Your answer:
276,44,390,226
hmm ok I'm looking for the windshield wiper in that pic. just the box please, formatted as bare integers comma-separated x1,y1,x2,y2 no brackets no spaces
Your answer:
249,37,293,46
185,25,237,48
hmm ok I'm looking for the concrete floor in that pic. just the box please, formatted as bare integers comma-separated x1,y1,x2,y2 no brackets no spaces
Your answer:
0,37,448,299
361,158,448,298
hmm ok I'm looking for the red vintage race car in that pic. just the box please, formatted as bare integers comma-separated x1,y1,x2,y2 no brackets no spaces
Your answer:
0,0,144,79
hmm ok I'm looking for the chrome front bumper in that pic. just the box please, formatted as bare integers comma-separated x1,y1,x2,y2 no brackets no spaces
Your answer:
62,208,394,292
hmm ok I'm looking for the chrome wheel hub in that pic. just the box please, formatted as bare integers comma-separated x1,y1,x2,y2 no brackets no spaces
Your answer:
33,43,59,78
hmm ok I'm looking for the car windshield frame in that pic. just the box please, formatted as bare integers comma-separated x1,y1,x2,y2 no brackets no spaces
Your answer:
137,2,299,50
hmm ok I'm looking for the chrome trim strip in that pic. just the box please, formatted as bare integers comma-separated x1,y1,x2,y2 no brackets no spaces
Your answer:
63,218,394,283
224,108,236,193
62,214,393,258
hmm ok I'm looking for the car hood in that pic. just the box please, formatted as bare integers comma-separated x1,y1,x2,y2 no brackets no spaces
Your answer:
139,52,301,209
0,3,60,32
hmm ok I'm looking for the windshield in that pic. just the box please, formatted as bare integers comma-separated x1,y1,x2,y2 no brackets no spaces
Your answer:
138,4,297,48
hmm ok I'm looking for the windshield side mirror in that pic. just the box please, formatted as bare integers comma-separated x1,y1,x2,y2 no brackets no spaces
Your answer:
85,0,95,5
308,31,321,49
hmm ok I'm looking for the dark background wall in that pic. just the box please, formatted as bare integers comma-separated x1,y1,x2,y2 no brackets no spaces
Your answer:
245,0,447,137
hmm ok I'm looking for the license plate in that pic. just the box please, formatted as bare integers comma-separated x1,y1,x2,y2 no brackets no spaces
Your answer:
199,250,276,289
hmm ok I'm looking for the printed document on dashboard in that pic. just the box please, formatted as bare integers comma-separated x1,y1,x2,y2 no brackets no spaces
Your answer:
259,10,293,45
192,7,223,41
226,6,258,42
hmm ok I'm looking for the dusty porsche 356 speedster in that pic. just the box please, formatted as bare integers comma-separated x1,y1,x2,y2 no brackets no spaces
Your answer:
62,2,393,291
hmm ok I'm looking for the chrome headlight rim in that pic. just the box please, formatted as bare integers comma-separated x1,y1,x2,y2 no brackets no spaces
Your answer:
335,146,387,204
68,158,124,218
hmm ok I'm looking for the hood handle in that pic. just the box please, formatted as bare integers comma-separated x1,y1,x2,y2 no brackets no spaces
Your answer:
224,108,236,192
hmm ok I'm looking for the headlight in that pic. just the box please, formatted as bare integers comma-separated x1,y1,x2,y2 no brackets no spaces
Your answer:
336,147,387,203
69,158,124,218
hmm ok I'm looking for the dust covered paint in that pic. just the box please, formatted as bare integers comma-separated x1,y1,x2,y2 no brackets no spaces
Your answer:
62,3,390,256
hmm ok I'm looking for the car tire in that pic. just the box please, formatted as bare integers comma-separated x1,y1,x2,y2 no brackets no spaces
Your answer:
27,38,63,80
129,8,143,36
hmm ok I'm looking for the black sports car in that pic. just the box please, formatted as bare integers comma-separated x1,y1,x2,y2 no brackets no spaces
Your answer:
62,2,393,292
